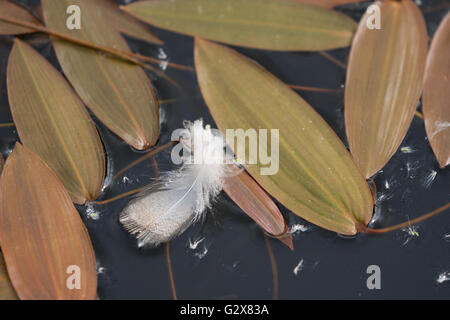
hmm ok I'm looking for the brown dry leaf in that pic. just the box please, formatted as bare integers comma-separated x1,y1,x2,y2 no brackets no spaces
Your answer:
123,0,357,51
0,155,16,300
195,39,373,235
0,144,97,299
423,12,450,168
101,0,163,45
0,0,41,35
223,169,293,250
345,0,428,178
42,0,160,150
7,39,105,204
0,252,17,300
283,0,366,8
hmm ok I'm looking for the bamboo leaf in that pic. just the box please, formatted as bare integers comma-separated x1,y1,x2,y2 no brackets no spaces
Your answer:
101,0,163,45
42,0,160,150
345,0,428,178
7,39,105,204
223,169,293,250
423,12,450,168
0,252,17,300
195,39,373,235
0,144,97,299
0,0,41,35
123,0,357,51
0,156,16,300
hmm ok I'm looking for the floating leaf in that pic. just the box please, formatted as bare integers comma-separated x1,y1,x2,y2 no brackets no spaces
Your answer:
345,0,428,178
195,39,373,235
0,0,41,35
123,0,357,51
0,252,17,300
285,0,366,9
0,144,97,299
0,156,15,301
101,0,163,45
42,0,159,150
7,39,105,204
223,169,293,250
423,12,450,168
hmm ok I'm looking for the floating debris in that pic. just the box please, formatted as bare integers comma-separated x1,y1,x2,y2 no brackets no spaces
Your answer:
437,271,450,284
122,176,131,184
293,259,304,276
194,245,208,260
400,146,415,154
85,203,100,220
443,234,450,242
188,236,205,250
400,225,419,246
290,224,309,236
423,170,437,189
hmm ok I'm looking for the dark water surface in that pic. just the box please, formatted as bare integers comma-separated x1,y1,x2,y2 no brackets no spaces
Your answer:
0,0,449,299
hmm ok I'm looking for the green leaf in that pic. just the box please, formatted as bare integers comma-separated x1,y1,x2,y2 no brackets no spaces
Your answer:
195,39,373,235
7,39,105,204
42,0,160,150
123,0,356,51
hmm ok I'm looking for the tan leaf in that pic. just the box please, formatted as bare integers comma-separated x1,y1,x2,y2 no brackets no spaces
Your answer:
345,0,428,178
0,144,97,299
223,170,293,250
123,0,357,51
0,0,41,35
42,0,160,150
0,252,17,300
283,0,366,8
195,39,373,235
423,12,450,168
7,39,105,204
101,0,163,45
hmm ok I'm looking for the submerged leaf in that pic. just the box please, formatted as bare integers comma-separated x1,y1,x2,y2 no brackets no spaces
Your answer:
7,39,105,204
101,0,163,45
423,12,450,168
345,0,428,178
0,144,97,299
223,170,293,250
195,39,373,235
123,0,357,51
0,0,41,35
42,0,159,150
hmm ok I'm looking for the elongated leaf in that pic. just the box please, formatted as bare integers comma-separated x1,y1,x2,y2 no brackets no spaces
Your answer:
0,144,97,299
423,12,450,168
223,170,293,250
0,252,17,300
195,39,373,235
0,157,16,300
7,39,105,204
42,0,159,150
0,0,41,35
101,0,162,45
123,0,357,51
285,0,366,9
345,0,428,178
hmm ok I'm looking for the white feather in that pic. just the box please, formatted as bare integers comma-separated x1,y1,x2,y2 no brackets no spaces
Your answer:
120,119,230,247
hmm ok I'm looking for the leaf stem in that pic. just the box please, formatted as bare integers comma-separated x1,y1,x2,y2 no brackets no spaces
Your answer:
0,16,193,72
165,241,178,300
93,186,148,205
263,233,279,300
288,84,343,93
358,202,450,234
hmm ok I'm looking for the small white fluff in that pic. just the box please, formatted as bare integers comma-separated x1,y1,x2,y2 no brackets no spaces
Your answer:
120,119,230,247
